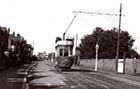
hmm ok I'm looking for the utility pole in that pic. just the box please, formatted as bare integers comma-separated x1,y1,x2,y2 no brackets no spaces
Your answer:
75,34,78,47
33,40,34,48
116,3,122,73
33,40,34,52
73,6,124,71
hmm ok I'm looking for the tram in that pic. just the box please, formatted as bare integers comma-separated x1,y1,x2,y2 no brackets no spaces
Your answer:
55,37,74,69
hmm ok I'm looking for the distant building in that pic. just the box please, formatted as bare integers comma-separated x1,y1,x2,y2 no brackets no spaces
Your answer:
37,51,48,60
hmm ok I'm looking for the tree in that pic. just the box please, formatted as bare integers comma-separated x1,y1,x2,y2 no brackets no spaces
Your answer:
79,27,137,59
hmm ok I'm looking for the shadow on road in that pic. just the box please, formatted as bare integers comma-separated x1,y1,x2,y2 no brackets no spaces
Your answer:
61,68,93,72
29,85,62,89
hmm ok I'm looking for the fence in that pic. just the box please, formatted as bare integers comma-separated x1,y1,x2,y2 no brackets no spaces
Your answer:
80,59,140,74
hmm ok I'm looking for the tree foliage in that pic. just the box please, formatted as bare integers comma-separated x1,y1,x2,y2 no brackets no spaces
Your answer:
79,27,137,59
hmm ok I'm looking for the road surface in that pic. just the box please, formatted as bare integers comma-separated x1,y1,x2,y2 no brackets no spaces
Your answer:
61,67,140,89
1,60,140,89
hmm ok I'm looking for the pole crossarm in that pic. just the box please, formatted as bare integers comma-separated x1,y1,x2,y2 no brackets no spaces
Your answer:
73,11,125,17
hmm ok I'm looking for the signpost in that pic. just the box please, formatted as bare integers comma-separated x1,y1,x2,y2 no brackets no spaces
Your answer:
95,44,99,71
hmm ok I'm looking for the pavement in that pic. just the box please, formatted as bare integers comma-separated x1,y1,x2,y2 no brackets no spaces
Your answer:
27,60,66,88
101,69,140,81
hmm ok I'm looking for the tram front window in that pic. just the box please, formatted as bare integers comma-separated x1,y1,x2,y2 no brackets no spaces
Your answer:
64,48,68,56
60,49,63,56
59,47,69,57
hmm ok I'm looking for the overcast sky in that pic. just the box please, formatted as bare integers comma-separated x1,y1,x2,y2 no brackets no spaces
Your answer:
0,0,140,54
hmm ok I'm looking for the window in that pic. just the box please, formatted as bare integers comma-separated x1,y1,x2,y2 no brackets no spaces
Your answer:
59,48,63,56
59,47,69,57
64,48,68,56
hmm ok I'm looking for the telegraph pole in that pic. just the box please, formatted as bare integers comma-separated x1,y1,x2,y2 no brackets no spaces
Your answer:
73,4,124,72
32,40,34,54
75,34,78,47
116,3,122,73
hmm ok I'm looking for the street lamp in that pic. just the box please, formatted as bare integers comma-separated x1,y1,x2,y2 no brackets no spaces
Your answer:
95,43,99,71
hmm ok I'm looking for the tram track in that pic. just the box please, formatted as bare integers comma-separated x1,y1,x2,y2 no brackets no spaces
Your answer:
81,71,140,89
62,66,140,89
63,71,110,89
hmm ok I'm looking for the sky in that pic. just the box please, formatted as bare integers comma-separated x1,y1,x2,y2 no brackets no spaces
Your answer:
0,0,140,54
